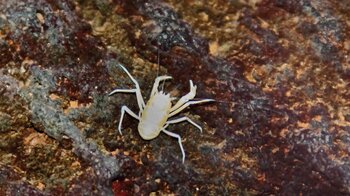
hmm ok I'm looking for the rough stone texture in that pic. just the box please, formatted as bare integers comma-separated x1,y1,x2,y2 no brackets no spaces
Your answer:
0,0,349,195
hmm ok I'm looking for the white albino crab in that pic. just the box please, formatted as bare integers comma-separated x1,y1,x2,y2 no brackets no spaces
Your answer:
109,63,214,163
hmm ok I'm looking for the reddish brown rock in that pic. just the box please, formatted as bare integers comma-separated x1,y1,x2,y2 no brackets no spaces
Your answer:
0,0,349,195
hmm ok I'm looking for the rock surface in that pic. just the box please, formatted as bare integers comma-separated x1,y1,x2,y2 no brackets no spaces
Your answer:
0,0,349,195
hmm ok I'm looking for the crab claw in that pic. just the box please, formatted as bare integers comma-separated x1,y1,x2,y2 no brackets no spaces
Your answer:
188,80,197,100
150,75,173,95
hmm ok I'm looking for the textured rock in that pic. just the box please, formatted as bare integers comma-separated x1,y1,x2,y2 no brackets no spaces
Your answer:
0,0,349,195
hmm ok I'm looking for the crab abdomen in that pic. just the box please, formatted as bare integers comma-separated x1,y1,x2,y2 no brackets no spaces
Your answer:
138,92,172,140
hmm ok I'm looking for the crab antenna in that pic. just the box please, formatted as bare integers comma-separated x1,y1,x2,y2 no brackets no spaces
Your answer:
157,42,160,78
156,42,166,91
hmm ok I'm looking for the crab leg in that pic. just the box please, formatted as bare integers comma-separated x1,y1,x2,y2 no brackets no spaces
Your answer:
117,63,145,110
166,117,202,133
162,128,185,163
150,76,172,96
169,99,214,117
118,106,140,135
109,89,137,95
